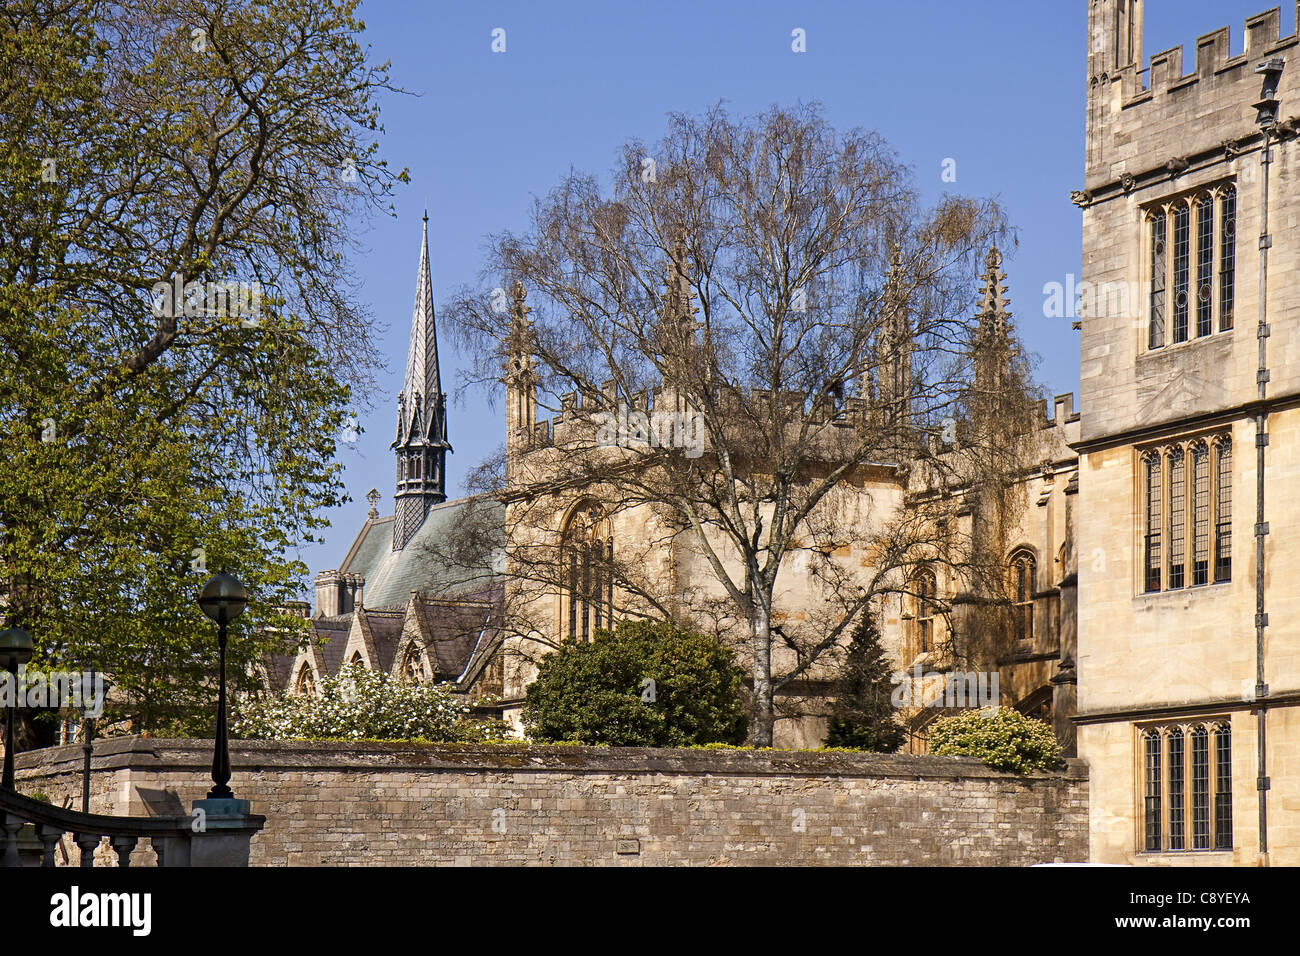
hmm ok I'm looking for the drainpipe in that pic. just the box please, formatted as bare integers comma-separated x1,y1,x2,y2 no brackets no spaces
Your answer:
1250,57,1284,859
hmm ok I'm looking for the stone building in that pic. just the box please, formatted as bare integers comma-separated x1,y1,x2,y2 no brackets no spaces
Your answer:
1075,0,1300,865
277,221,1080,753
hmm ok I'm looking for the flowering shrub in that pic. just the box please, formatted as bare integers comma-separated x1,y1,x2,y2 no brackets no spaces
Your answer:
927,707,1062,773
233,663,469,741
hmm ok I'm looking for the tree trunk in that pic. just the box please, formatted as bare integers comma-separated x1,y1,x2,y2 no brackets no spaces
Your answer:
751,603,775,746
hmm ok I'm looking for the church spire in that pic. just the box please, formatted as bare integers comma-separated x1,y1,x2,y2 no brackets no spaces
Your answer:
391,214,451,551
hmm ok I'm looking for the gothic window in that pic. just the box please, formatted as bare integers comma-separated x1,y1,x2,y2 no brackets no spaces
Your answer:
1008,549,1035,643
1172,201,1190,343
1148,210,1166,350
1139,721,1232,853
1195,196,1213,338
1143,452,1161,592
1219,186,1236,331
1168,447,1185,589
294,663,316,697
914,568,936,655
562,504,614,642
1147,187,1237,349
1168,728,1185,850
1191,726,1211,849
1143,730,1162,851
401,645,426,683
1215,438,1232,582
1142,435,1231,594
1215,726,1233,849
1191,444,1210,585
348,652,364,668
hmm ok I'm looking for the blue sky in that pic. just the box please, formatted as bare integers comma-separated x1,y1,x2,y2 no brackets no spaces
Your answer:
299,0,1296,587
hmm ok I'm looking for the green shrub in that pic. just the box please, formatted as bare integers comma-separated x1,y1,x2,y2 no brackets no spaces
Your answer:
232,663,467,741
522,620,748,747
927,707,1062,773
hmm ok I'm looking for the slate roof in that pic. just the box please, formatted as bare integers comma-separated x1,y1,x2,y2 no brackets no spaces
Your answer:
340,494,505,609
358,607,406,674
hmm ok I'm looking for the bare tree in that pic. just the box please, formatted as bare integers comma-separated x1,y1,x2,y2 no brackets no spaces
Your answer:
440,103,1039,745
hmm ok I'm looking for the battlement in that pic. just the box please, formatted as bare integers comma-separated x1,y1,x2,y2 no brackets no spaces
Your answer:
1129,9,1294,104
1085,3,1300,194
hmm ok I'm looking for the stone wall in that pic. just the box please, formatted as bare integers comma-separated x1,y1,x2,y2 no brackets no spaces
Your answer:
16,737,1088,866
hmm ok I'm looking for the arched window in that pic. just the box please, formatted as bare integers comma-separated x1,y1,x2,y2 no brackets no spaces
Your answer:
1146,188,1236,348
348,651,364,668
294,663,316,698
1148,209,1167,349
1008,549,1035,643
1143,435,1231,593
400,644,426,683
914,569,936,655
1139,720,1232,854
562,503,614,642
1191,443,1210,585
1219,186,1236,330
1143,730,1162,852
1171,200,1190,343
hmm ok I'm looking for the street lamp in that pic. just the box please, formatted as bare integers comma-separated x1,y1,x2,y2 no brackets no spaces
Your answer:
198,572,247,800
0,627,34,791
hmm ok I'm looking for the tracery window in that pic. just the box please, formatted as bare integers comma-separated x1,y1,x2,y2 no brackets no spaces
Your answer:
562,504,614,642
1141,720,1232,853
1147,185,1236,350
914,568,937,655
1008,549,1035,643
294,663,317,698
1141,435,1231,593
401,644,427,683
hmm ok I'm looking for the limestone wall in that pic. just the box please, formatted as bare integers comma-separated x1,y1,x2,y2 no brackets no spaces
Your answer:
16,736,1088,867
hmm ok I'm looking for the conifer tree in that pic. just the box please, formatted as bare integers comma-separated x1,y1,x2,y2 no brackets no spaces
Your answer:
824,611,906,752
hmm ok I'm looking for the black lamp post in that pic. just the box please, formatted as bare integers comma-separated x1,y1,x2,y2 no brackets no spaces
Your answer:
198,573,247,800
0,627,34,791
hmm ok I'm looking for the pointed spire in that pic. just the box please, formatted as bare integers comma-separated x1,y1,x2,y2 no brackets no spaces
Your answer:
977,246,1011,338
392,217,451,551
401,214,442,437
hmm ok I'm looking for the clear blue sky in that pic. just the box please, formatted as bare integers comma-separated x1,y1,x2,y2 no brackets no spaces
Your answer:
298,0,1296,588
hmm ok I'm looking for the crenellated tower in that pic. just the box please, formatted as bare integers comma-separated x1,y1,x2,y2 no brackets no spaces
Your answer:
391,213,451,551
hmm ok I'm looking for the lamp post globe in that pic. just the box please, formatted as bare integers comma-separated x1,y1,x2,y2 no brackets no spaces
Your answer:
0,626,35,792
198,573,247,800
199,572,248,627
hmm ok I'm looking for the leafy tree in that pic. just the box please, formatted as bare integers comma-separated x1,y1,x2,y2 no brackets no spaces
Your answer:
0,0,406,736
928,707,1062,773
823,611,906,752
443,103,1039,745
522,620,748,747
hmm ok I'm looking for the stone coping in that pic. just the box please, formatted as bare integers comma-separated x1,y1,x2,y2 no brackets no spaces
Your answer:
17,735,1086,782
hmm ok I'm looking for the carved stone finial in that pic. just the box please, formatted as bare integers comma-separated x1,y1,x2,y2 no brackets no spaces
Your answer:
366,488,381,520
